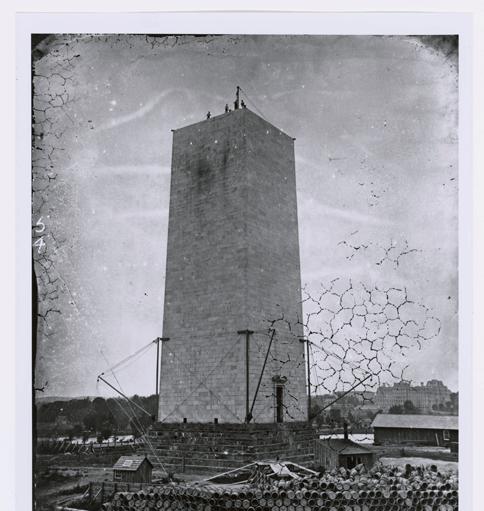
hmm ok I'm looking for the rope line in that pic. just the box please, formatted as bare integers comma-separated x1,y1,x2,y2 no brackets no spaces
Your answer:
308,341,318,394
110,381,167,474
118,397,167,474
161,341,243,423
99,348,126,393
107,346,155,376
98,349,168,474
99,341,154,375
239,86,270,122
160,337,244,423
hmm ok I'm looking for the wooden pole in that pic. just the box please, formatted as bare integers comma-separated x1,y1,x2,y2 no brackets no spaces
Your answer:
248,329,276,422
246,331,250,421
238,329,254,422
299,338,311,421
306,339,311,421
155,337,160,398
156,337,169,402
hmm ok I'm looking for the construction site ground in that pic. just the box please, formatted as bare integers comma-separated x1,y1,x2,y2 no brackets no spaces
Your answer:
35,446,459,511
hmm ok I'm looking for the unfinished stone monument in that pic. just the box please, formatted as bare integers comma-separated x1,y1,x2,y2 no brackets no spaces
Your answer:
149,94,315,472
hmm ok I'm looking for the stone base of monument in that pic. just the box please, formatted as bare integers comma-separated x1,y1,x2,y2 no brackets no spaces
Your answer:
143,422,317,474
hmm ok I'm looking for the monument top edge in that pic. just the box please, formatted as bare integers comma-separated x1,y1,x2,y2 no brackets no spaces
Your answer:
171,107,295,141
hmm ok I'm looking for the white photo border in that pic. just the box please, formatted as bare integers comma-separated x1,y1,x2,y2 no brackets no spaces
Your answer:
16,11,473,511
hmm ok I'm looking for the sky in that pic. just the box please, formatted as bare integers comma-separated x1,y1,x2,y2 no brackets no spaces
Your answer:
32,34,458,398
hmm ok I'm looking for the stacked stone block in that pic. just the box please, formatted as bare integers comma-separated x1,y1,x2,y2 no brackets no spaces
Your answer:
145,422,316,473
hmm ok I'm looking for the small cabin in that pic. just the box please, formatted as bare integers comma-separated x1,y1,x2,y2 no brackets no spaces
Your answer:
113,455,153,483
315,438,375,470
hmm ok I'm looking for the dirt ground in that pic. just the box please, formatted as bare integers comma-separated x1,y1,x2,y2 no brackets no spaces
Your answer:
379,456,458,472
34,461,206,510
34,453,458,510
35,464,114,510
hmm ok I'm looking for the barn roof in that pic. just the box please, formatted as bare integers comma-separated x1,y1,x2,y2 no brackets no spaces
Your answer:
113,455,153,471
371,414,458,431
319,438,373,456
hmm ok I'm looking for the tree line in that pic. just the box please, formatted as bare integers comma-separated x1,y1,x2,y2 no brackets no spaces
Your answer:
36,394,158,440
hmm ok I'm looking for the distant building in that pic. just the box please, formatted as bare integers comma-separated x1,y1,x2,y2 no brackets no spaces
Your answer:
312,392,379,426
113,455,153,483
313,391,376,412
372,414,458,447
373,380,453,413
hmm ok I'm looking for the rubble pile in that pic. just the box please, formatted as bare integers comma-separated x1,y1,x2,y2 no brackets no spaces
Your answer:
103,462,458,511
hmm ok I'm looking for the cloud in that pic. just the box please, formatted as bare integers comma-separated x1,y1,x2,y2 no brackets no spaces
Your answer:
97,90,173,131
300,198,393,226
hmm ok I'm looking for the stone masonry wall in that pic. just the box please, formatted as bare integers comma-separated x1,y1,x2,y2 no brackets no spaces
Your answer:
146,422,316,472
157,108,307,423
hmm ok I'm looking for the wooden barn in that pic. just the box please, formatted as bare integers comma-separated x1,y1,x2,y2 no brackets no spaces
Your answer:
315,437,375,470
113,455,153,483
372,414,458,447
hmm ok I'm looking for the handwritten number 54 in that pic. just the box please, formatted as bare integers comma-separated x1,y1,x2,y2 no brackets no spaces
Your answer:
33,217,46,253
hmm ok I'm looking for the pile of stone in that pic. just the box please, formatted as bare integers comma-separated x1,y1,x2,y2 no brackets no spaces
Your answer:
103,462,458,511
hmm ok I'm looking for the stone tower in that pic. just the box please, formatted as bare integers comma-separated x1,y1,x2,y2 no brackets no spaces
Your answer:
158,105,308,424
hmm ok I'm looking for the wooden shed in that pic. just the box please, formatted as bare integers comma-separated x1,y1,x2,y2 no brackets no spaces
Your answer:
372,414,458,447
315,438,375,470
113,455,153,483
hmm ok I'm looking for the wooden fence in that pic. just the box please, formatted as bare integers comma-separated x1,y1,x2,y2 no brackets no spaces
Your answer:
37,439,140,455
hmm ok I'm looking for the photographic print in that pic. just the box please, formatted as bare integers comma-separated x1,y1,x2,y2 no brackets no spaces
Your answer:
31,33,459,510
